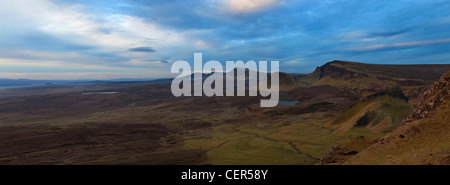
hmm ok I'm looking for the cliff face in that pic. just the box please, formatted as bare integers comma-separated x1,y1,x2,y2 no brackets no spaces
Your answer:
403,72,450,123
309,60,450,81
309,61,368,80
304,61,450,105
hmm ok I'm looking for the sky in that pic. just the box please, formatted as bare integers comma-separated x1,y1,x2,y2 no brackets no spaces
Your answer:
1,0,450,79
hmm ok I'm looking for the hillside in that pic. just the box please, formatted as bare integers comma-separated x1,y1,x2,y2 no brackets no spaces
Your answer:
301,60,450,105
311,60,449,81
325,71,450,165
329,87,413,136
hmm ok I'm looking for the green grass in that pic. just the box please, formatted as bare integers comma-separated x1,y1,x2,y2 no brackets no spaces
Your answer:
346,99,450,165
207,137,316,165
332,95,413,134
183,113,356,165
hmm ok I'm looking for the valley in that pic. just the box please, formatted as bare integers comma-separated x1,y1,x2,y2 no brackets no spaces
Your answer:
0,61,449,165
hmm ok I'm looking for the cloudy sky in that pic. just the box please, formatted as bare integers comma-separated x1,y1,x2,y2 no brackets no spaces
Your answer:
1,0,450,79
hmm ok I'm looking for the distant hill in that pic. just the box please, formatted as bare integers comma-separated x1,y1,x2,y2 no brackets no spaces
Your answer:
0,78,158,89
0,79,58,87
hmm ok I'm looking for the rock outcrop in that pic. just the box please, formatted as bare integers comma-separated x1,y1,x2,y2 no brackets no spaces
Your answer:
403,71,450,123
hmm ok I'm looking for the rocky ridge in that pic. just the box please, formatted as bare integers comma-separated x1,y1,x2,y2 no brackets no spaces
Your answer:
403,72,450,123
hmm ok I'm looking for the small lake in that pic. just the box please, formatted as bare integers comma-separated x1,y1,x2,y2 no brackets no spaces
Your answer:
81,91,119,95
278,100,299,106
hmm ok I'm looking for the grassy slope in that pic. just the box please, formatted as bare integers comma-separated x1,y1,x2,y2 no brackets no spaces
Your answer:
345,97,450,165
330,95,413,136
184,113,354,165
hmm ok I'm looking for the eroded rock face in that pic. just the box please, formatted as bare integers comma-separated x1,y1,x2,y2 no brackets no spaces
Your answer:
403,72,450,123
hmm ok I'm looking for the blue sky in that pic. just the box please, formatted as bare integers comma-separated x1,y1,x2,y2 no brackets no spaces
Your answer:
1,0,450,79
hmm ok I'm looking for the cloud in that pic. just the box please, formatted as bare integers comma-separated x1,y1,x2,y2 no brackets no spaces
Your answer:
1,0,450,79
0,72,168,80
0,57,127,73
366,29,411,39
128,47,156,52
121,59,170,66
224,0,281,13
0,0,184,56
0,57,174,79
283,60,302,66
339,29,412,42
347,38,450,52
0,0,191,76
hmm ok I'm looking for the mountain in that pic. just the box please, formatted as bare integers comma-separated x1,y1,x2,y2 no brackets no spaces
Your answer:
301,60,450,105
269,60,450,121
310,60,448,81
